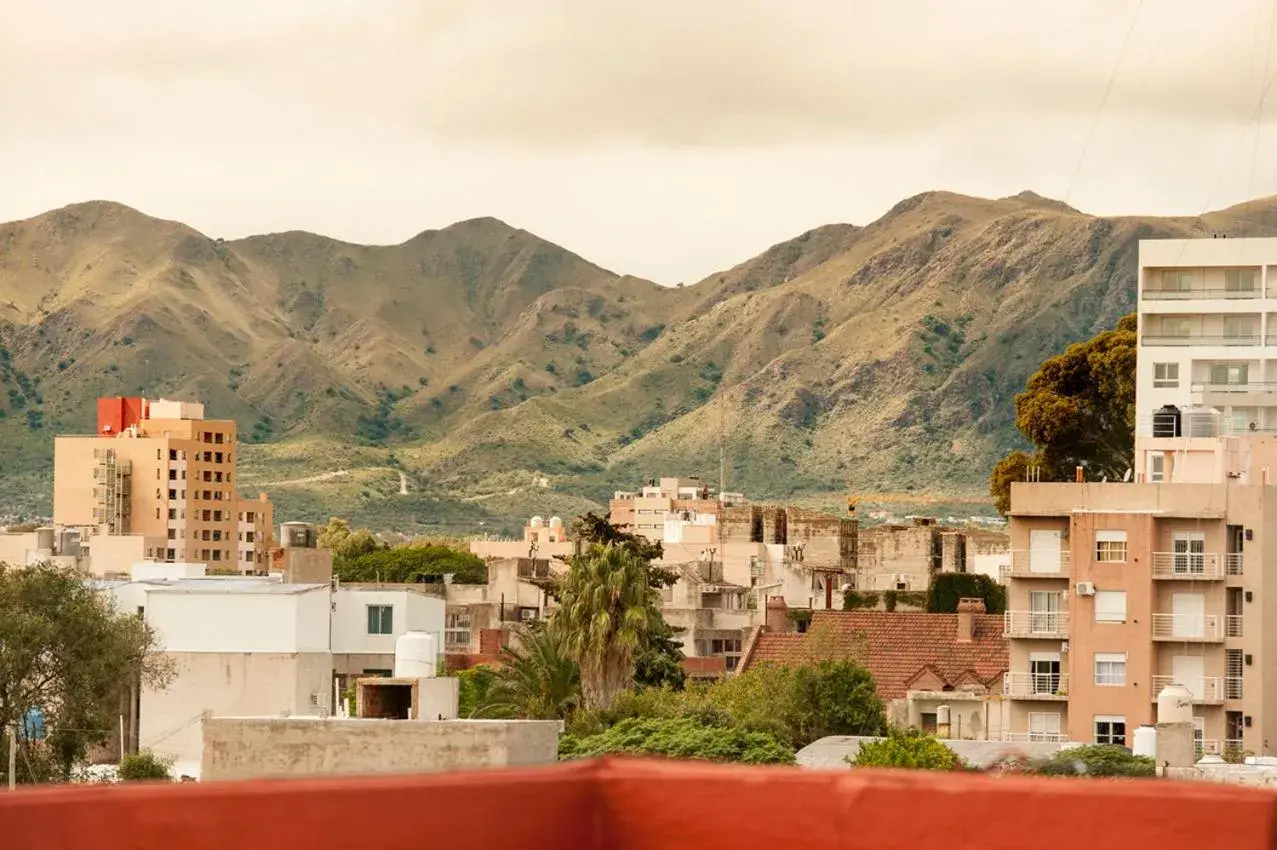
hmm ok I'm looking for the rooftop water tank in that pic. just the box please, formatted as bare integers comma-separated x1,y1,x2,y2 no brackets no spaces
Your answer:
394,631,438,679
1156,683,1194,724
530,516,545,528
1152,405,1182,438
280,522,315,549
1132,724,1156,759
549,516,563,528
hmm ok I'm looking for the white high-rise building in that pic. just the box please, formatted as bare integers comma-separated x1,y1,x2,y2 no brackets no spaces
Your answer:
1136,238,1277,482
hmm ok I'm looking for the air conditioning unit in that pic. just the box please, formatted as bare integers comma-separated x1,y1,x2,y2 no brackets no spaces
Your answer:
1076,581,1095,596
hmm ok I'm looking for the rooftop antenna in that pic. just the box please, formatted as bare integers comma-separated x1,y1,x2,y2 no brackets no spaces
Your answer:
718,395,725,500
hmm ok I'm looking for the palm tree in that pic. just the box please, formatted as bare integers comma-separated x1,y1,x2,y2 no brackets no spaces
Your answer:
473,625,580,720
554,542,664,710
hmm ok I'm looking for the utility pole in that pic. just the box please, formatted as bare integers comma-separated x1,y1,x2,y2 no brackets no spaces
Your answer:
7,724,15,791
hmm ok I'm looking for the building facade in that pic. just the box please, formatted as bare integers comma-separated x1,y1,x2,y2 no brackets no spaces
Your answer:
53,397,274,573
1003,236,1277,752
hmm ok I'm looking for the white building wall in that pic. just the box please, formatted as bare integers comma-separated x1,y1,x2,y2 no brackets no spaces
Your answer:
331,589,445,654
146,587,330,653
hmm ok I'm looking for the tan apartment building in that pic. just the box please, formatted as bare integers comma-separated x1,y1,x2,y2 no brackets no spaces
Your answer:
609,476,745,544
54,397,274,573
1002,235,1277,752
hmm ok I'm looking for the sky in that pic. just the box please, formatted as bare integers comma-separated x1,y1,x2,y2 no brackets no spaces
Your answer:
3,0,1277,284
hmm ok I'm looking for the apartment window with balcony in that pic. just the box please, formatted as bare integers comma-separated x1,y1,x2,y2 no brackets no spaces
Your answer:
246,512,256,523
1227,649,1244,699
168,469,177,480
1152,362,1179,388
1224,316,1256,340
367,605,394,635
1095,530,1127,563
1094,715,1127,746
168,508,177,520
168,489,177,500
1095,591,1126,624
1148,453,1165,483
1225,269,1258,292
1210,363,1248,385
1095,652,1127,686
166,548,175,561
1160,317,1192,338
245,531,255,543
167,529,176,540
169,449,178,461
1161,271,1192,291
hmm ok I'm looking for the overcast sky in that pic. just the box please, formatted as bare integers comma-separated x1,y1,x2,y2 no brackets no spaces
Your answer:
3,0,1277,283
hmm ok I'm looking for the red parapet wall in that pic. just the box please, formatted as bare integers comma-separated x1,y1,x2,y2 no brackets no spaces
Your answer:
96,396,146,435
1,757,1275,850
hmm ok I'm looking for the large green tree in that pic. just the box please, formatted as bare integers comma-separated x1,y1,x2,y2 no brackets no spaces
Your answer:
0,563,171,784
990,314,1136,514
554,543,664,710
558,716,795,765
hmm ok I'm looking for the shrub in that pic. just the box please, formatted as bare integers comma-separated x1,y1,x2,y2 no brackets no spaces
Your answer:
851,729,964,771
1030,744,1154,778
927,573,1006,614
117,750,174,782
558,717,794,765
842,590,879,610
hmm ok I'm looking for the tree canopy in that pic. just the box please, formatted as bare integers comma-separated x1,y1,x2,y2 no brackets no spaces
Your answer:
989,314,1136,514
927,572,1006,614
0,563,171,784
558,716,795,765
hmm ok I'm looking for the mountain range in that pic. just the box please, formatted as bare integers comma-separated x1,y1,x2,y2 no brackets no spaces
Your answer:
4,191,1277,532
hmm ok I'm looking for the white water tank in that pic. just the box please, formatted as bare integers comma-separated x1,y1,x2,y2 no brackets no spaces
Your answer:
394,631,438,679
1157,683,1194,724
1132,724,1156,759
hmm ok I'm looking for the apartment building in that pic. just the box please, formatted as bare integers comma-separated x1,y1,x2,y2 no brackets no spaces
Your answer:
1003,236,1277,752
53,397,274,573
609,476,746,544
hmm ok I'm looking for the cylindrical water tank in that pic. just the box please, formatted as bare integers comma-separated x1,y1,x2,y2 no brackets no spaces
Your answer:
1157,683,1194,724
549,516,563,528
394,631,438,679
530,516,544,528
36,527,55,551
1132,724,1156,759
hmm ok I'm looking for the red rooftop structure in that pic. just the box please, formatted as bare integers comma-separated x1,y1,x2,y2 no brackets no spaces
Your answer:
2,757,1275,850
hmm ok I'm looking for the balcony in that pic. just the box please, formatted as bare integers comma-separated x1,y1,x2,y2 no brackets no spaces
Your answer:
1151,675,1223,703
1141,334,1261,347
1142,288,1260,301
1226,615,1244,638
1151,613,1223,641
1004,610,1070,639
1002,731,1069,744
1226,553,1245,576
1150,552,1223,580
1199,739,1246,757
1001,550,1070,580
1004,672,1069,700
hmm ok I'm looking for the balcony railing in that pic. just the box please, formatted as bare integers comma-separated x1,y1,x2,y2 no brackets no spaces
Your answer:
1226,615,1244,638
1003,672,1069,699
1226,553,1245,576
1002,731,1069,744
1191,381,1277,394
1142,288,1260,300
1151,613,1223,641
1150,552,1223,580
1004,610,1070,638
1141,334,1261,347
1197,739,1248,757
1225,676,1244,700
1001,550,1070,580
1151,676,1223,703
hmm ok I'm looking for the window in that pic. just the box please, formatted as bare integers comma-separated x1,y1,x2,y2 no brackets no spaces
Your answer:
1224,268,1257,292
168,469,177,480
212,530,222,541
214,510,223,522
1094,652,1127,686
165,548,175,561
1162,271,1192,291
1210,363,1248,386
168,489,177,501
202,471,212,482
1152,362,1179,388
167,528,176,540
215,451,224,463
246,511,256,523
920,713,938,734
168,508,177,520
1161,317,1192,337
1095,715,1127,746
1095,530,1128,563
1148,453,1165,483
362,668,393,677
1029,712,1062,742
169,449,178,461
367,605,394,635
1094,591,1126,623
211,550,222,561
246,531,255,543
1223,316,1256,339
445,612,471,648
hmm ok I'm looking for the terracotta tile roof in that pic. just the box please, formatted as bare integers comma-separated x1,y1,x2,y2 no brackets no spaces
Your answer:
740,611,1007,699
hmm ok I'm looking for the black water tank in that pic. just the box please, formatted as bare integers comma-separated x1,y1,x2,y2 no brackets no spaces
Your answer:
1153,404,1182,438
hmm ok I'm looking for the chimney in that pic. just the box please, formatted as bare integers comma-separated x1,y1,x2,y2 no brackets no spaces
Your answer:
765,596,791,633
956,598,985,643
479,628,504,657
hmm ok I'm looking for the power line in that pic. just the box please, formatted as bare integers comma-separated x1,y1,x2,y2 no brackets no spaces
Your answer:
1063,0,1146,206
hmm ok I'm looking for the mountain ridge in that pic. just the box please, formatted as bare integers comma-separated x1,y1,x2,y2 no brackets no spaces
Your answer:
3,190,1277,531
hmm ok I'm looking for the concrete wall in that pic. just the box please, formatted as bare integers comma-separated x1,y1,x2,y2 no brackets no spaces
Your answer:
146,586,331,652
200,717,561,780
142,651,334,768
